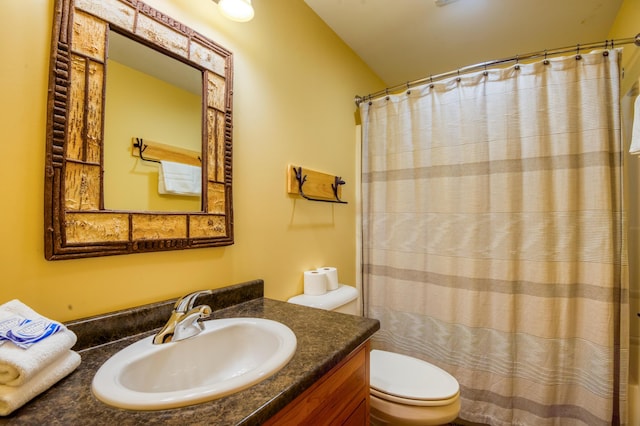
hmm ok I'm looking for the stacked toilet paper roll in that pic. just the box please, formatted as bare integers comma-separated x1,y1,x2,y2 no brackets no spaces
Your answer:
303,267,340,295
317,266,339,290
304,270,327,295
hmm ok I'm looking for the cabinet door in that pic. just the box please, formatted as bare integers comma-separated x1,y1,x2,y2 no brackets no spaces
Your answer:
265,341,370,425
342,400,367,426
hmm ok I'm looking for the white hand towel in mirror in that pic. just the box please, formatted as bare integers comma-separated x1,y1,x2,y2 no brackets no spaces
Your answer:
158,160,201,196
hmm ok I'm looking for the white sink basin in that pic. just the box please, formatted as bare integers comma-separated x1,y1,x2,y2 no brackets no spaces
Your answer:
92,317,297,410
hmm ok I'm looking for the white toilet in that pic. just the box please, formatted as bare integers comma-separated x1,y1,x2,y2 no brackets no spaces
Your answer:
288,285,461,426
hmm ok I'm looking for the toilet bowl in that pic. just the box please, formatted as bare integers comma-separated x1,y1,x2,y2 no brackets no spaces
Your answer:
369,349,460,425
288,284,461,425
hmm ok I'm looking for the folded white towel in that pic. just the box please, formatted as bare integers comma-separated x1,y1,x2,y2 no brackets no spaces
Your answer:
158,160,201,196
0,300,77,386
0,350,81,416
629,95,640,154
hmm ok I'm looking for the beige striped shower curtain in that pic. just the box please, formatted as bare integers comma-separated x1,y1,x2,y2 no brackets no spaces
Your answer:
360,50,629,425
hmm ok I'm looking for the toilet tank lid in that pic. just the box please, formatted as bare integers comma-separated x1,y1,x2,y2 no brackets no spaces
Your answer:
287,284,357,311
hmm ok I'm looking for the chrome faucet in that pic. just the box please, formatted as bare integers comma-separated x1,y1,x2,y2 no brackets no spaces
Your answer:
153,290,213,344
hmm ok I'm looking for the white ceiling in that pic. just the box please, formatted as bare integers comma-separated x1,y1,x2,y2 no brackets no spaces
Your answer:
304,0,624,87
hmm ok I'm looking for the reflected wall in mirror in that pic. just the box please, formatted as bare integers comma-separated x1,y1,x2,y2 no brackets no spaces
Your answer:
45,0,234,260
104,31,202,212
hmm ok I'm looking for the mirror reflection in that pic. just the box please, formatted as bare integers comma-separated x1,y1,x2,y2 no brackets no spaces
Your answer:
104,31,203,212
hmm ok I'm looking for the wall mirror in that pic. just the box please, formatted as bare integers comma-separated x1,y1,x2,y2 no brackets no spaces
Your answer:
45,0,234,260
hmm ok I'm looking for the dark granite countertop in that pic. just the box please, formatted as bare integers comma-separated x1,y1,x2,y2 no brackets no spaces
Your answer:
0,280,379,425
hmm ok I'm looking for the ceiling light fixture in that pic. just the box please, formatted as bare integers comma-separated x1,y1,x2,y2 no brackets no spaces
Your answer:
215,0,255,22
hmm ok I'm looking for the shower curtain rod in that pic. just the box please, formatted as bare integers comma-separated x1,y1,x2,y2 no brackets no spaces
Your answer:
354,33,640,106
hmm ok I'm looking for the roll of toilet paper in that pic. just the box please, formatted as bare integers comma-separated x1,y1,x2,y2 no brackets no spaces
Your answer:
317,267,339,290
304,270,328,296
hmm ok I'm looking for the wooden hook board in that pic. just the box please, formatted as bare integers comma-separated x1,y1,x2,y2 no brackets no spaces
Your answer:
287,165,343,201
132,138,201,166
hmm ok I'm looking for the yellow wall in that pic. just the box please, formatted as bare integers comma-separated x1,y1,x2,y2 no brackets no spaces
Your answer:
103,59,202,212
0,0,384,322
608,0,640,94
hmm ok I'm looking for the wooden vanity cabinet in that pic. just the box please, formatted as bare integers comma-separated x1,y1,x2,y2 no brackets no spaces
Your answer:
264,341,371,425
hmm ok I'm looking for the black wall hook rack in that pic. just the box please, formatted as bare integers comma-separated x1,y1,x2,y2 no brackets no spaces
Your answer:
290,166,347,204
133,138,161,164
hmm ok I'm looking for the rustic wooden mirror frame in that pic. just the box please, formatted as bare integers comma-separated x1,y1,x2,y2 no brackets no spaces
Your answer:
45,0,234,260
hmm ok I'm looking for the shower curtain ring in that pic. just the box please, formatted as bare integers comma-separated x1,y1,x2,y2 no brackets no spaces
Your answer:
576,44,582,60
456,70,461,82
385,88,390,101
514,55,520,70
543,50,549,65
429,75,434,88
406,81,411,95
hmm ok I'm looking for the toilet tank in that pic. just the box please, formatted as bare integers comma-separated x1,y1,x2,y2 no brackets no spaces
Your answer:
287,285,359,315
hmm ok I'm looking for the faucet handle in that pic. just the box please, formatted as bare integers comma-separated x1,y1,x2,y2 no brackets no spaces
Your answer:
174,289,213,313
173,305,213,341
